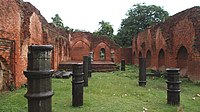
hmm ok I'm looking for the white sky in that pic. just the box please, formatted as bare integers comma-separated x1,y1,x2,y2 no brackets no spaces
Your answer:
23,0,200,34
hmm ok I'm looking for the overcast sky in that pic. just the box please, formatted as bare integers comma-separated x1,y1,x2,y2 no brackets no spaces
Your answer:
23,0,200,34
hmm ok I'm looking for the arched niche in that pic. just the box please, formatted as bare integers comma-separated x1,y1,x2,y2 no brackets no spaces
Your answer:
158,49,165,67
100,48,106,60
177,46,188,68
71,41,90,61
146,50,151,67
93,42,110,61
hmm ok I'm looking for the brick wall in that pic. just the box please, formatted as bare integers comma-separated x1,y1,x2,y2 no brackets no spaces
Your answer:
132,7,200,81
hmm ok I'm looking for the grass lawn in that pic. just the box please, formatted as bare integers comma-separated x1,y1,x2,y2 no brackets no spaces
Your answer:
0,65,199,112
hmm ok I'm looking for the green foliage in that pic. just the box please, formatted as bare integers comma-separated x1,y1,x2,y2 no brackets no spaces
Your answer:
115,3,169,47
93,20,114,39
51,14,83,32
0,66,200,112
51,14,64,28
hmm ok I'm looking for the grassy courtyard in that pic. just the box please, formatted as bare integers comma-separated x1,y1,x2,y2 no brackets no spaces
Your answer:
0,65,199,112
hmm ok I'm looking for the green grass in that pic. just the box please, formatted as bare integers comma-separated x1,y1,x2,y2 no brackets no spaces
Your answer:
0,65,200,112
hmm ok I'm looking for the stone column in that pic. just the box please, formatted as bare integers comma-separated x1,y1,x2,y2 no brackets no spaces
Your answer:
24,45,54,112
72,63,84,107
121,59,125,71
88,56,92,78
83,56,89,87
139,57,146,86
166,68,181,105
89,52,93,62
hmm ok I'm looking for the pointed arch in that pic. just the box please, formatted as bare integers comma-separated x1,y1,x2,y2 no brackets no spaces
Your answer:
71,41,90,60
158,49,165,67
146,50,151,67
177,46,188,68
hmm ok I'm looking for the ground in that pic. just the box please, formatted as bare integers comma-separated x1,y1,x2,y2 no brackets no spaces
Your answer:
0,65,199,112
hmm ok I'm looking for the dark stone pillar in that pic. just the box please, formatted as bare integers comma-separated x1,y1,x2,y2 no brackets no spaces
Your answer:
24,45,54,112
139,57,146,86
83,56,89,87
121,59,125,71
72,64,84,107
88,56,92,78
166,68,181,105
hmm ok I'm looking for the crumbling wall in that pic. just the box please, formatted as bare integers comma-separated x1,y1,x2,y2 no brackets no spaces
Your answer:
132,6,200,81
0,0,70,90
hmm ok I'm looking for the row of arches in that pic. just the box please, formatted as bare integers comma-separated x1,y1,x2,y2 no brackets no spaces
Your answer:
133,46,188,69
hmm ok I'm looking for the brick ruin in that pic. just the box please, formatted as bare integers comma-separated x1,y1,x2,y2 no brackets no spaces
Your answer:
0,0,131,91
0,0,71,90
0,0,200,91
132,6,200,81
69,32,132,63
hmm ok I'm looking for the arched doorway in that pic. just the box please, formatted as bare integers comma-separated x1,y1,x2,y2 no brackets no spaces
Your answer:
100,48,106,60
146,50,151,67
158,49,165,67
177,46,188,68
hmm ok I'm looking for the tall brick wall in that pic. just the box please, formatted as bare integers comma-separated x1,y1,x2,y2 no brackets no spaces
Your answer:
116,48,132,64
0,0,24,90
132,7,200,81
0,0,70,90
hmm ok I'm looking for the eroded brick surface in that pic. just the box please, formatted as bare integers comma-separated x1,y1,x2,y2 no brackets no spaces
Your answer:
2,1,200,90
132,7,200,81
0,0,132,90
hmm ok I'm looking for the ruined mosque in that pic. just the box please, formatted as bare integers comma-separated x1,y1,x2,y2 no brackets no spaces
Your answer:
0,0,199,91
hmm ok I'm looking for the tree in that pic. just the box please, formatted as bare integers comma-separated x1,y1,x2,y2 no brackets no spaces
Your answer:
115,3,169,47
93,20,114,39
51,14,64,28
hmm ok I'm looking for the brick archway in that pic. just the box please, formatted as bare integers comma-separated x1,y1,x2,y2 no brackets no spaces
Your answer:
71,41,90,61
93,42,111,61
177,46,188,68
146,50,151,67
158,49,165,67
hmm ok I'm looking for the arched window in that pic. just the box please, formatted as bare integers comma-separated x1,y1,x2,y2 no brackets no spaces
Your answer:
100,48,106,60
